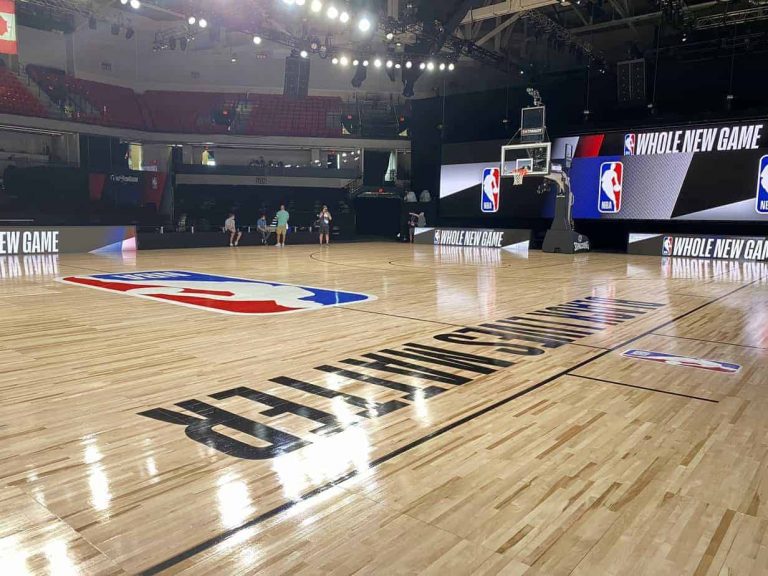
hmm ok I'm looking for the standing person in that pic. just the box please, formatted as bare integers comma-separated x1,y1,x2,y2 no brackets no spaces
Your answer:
317,205,332,245
257,213,269,245
407,211,418,243
224,213,242,247
275,204,290,247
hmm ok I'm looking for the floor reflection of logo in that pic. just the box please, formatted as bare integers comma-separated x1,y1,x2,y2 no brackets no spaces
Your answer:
598,161,623,213
662,236,674,256
756,155,768,214
57,271,375,315
481,167,500,213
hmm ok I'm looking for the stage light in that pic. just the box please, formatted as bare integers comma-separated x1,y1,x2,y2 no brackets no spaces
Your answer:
199,18,207,28
395,63,401,69
405,60,412,69
362,59,369,67
129,0,140,8
339,11,350,23
448,63,455,71
310,37,320,51
331,56,339,64
386,60,393,68
120,0,127,4
319,44,328,58
327,6,338,19
310,0,322,12
427,61,435,71
339,55,349,66
351,61,367,87
300,50,308,58
373,58,382,68
519,69,524,75
439,63,446,71
125,27,134,39
231,53,238,63
352,59,359,66
296,0,306,5
282,0,294,4
386,32,394,40
419,62,426,70
682,33,688,42
187,16,196,25
358,17,371,32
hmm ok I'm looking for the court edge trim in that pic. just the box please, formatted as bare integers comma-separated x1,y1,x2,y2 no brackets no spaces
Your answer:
138,278,758,575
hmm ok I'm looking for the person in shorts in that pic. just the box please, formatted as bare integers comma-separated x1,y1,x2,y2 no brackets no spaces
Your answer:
224,213,241,246
318,205,332,245
275,204,289,247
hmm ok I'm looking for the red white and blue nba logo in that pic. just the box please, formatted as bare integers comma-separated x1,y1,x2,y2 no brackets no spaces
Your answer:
481,167,500,213
57,271,375,315
598,161,623,213
622,349,741,373
756,155,768,214
624,133,636,155
662,236,674,256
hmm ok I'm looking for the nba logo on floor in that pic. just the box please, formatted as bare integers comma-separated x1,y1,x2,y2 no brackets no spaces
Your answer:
481,167,500,213
662,236,674,256
598,161,623,213
624,133,636,155
57,271,375,315
756,155,768,214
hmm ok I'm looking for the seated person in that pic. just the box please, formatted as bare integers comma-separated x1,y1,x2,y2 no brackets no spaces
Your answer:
257,213,269,245
224,213,242,247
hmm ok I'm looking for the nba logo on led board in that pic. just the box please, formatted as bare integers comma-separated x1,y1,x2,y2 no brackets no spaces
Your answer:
481,167,500,213
598,161,623,214
756,155,768,214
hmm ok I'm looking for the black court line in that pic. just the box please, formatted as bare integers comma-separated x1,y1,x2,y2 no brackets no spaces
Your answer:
571,374,719,403
568,342,611,351
342,306,465,328
649,332,768,351
138,278,759,575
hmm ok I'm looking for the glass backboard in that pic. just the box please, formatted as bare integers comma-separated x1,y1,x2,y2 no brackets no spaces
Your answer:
501,142,551,176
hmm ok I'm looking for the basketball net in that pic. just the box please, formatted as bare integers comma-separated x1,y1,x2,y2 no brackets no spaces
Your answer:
511,167,528,186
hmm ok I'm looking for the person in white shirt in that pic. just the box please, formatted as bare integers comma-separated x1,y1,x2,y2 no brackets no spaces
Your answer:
224,213,242,247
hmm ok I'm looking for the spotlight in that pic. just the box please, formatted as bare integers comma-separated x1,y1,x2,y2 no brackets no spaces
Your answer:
253,35,262,45
125,27,134,39
339,55,349,66
300,50,308,58
519,69,524,75
426,61,435,71
339,11,350,23
386,32,394,40
352,59,359,66
682,33,688,42
231,53,238,63
405,60,412,69
395,63,401,69
120,0,127,4
373,58,382,68
358,17,371,32
351,60,367,88
439,63,446,71
319,44,328,58
331,56,339,64
282,0,294,4
419,62,426,70
448,63,455,71
310,0,322,12
129,0,140,9
198,18,207,28
327,6,338,19
188,16,196,25
386,60,393,68
362,59,369,67
310,37,320,51
296,0,306,5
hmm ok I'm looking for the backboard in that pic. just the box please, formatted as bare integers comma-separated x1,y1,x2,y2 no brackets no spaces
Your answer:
501,142,551,176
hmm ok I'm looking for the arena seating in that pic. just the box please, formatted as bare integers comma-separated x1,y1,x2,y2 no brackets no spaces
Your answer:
0,66,48,118
27,65,145,129
24,66,344,137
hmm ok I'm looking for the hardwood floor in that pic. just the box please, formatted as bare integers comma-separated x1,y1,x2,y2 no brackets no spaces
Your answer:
1,244,767,575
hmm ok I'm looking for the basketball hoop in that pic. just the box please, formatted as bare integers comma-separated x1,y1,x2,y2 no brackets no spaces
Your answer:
511,168,528,186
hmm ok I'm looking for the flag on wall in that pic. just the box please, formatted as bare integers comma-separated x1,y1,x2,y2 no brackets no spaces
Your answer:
0,0,17,55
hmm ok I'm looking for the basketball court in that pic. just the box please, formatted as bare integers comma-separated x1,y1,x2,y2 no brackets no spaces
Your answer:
2,244,767,575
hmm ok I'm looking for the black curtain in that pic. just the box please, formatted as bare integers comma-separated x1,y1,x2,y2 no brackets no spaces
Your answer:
362,150,389,186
